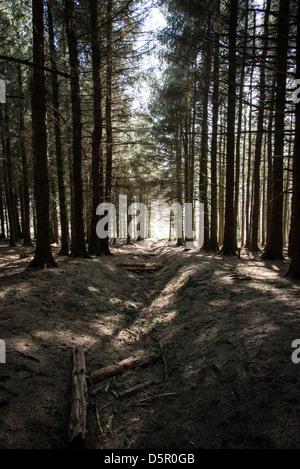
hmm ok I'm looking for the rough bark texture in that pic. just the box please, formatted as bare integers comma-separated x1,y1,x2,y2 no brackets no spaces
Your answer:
89,353,161,384
29,0,56,268
88,0,103,256
208,6,220,252
262,0,290,260
47,0,69,256
221,0,238,255
65,0,89,258
68,347,87,443
18,65,32,247
250,0,270,252
286,3,300,278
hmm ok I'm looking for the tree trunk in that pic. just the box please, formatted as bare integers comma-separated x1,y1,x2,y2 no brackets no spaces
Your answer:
199,38,211,251
250,0,270,252
0,182,5,238
65,0,89,258
88,0,103,256
221,0,238,255
18,65,32,247
175,124,183,246
102,0,113,256
2,105,16,246
47,0,69,255
29,0,56,268
286,3,300,278
208,4,220,252
262,0,290,260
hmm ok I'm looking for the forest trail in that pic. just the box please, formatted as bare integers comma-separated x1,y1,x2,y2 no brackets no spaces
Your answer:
0,239,300,449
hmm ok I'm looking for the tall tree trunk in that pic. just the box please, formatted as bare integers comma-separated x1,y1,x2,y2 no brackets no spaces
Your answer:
88,0,104,256
240,120,248,247
208,3,220,252
199,37,211,251
245,66,254,249
65,0,89,258
218,119,225,245
266,77,275,245
47,0,69,255
262,0,290,260
2,105,16,246
175,124,183,246
101,0,113,255
0,181,5,238
286,3,300,278
221,0,238,255
250,0,270,251
29,0,56,268
18,65,32,246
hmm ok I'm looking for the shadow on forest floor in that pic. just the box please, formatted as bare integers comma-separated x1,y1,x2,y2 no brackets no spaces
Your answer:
0,238,299,449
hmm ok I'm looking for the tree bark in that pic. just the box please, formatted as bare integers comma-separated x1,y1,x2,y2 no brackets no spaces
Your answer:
262,0,290,260
101,0,113,255
286,3,300,278
18,65,32,247
47,0,69,255
29,0,56,268
208,4,220,252
88,0,104,256
250,0,270,252
221,0,238,255
68,347,87,443
65,0,89,258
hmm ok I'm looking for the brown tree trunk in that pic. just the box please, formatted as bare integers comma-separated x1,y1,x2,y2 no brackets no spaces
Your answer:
262,0,290,260
88,0,103,256
2,105,16,247
47,0,69,255
65,0,89,258
101,0,113,256
221,0,238,255
18,65,32,247
175,124,183,246
29,0,56,268
266,78,275,246
208,3,220,252
0,182,5,238
199,39,211,251
286,3,300,278
250,0,270,252
233,2,248,251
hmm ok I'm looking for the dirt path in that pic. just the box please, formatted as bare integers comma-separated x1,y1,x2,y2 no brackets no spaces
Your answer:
0,239,299,449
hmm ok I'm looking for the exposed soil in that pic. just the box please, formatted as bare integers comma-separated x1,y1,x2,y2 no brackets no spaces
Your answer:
0,238,299,449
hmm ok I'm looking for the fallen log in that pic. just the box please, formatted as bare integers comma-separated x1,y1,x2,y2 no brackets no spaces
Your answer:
117,263,164,272
89,352,161,384
68,347,88,443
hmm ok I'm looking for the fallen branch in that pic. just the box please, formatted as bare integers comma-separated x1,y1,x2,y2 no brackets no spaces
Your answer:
89,352,161,384
159,341,168,380
119,380,156,398
135,393,177,405
68,347,88,443
95,408,104,435
16,350,40,363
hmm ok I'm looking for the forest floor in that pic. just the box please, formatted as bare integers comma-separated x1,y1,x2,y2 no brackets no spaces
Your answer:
0,238,299,449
